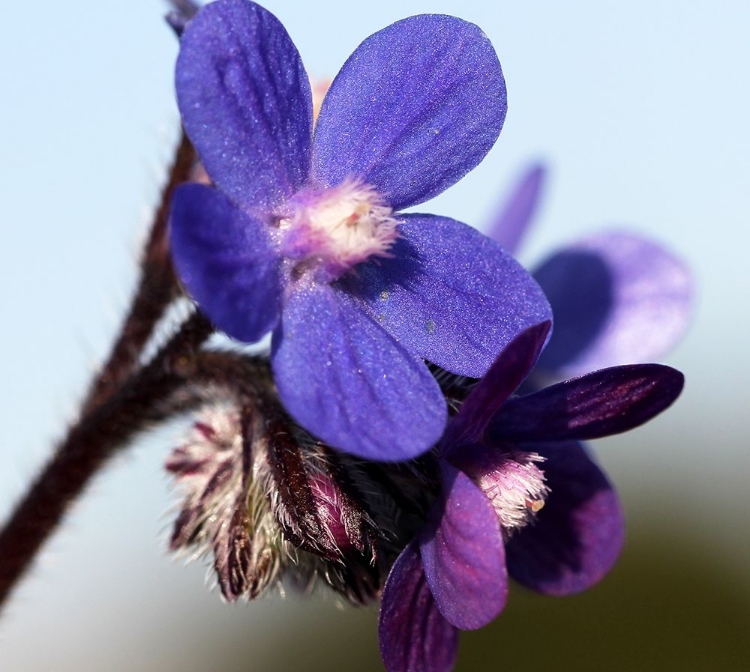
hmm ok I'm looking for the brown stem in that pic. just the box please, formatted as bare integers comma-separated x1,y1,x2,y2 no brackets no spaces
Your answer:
0,131,203,605
81,131,196,415
0,312,213,610
0,131,207,611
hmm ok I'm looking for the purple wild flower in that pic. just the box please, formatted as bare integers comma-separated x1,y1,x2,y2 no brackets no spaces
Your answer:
488,163,693,378
378,321,684,672
169,0,551,461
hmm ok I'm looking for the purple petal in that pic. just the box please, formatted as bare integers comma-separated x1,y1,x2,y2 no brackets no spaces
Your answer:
343,214,552,379
487,163,546,254
176,0,312,210
506,441,624,595
535,231,694,377
445,321,551,450
170,183,282,342
488,364,684,443
271,284,446,461
419,463,507,630
379,541,459,672
313,15,506,211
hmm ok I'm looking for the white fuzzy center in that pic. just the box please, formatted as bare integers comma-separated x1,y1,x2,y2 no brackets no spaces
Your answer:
279,178,398,282
476,451,550,533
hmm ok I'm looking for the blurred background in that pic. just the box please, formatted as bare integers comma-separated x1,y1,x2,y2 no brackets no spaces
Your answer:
1,0,748,670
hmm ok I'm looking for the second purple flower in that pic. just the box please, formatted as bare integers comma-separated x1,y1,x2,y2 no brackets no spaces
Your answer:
378,322,685,671
169,0,551,462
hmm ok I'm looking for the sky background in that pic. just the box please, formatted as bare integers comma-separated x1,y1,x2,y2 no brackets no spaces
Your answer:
1,1,748,670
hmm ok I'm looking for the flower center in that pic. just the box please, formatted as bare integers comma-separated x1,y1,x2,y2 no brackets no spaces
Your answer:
471,450,550,534
278,178,399,283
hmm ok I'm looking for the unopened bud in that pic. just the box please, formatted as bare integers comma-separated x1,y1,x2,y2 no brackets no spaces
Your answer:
263,415,378,565
166,403,286,602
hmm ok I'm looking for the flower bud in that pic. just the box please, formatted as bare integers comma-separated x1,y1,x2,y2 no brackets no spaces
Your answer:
166,403,286,601
262,415,378,566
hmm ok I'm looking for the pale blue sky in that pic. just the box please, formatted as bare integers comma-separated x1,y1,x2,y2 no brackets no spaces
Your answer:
1,1,748,669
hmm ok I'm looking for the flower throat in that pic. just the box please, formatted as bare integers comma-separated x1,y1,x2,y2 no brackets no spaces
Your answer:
278,178,399,283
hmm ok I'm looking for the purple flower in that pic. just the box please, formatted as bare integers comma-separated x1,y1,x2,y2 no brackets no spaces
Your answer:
169,0,551,462
378,321,684,672
488,164,693,377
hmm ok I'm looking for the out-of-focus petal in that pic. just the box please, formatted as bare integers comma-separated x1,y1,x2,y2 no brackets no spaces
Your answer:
379,541,459,672
312,15,506,211
170,183,282,342
486,163,546,254
445,322,550,450
176,0,312,210
343,214,552,379
166,0,200,37
535,231,693,377
166,12,190,37
506,441,624,595
488,364,684,443
419,463,507,630
271,284,446,461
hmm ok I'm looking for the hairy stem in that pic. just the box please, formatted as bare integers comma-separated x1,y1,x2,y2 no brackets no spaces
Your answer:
81,131,195,415
0,312,213,610
0,131,201,611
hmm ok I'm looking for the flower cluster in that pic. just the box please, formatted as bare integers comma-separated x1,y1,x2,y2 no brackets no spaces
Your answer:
167,370,435,604
163,2,691,672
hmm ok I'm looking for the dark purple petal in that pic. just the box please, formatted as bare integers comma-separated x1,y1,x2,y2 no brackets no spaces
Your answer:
487,163,546,254
271,284,446,461
343,214,552,379
488,364,684,443
170,183,282,342
313,15,506,211
379,541,459,672
535,231,694,377
444,322,551,451
419,463,507,630
506,441,624,595
176,0,312,210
